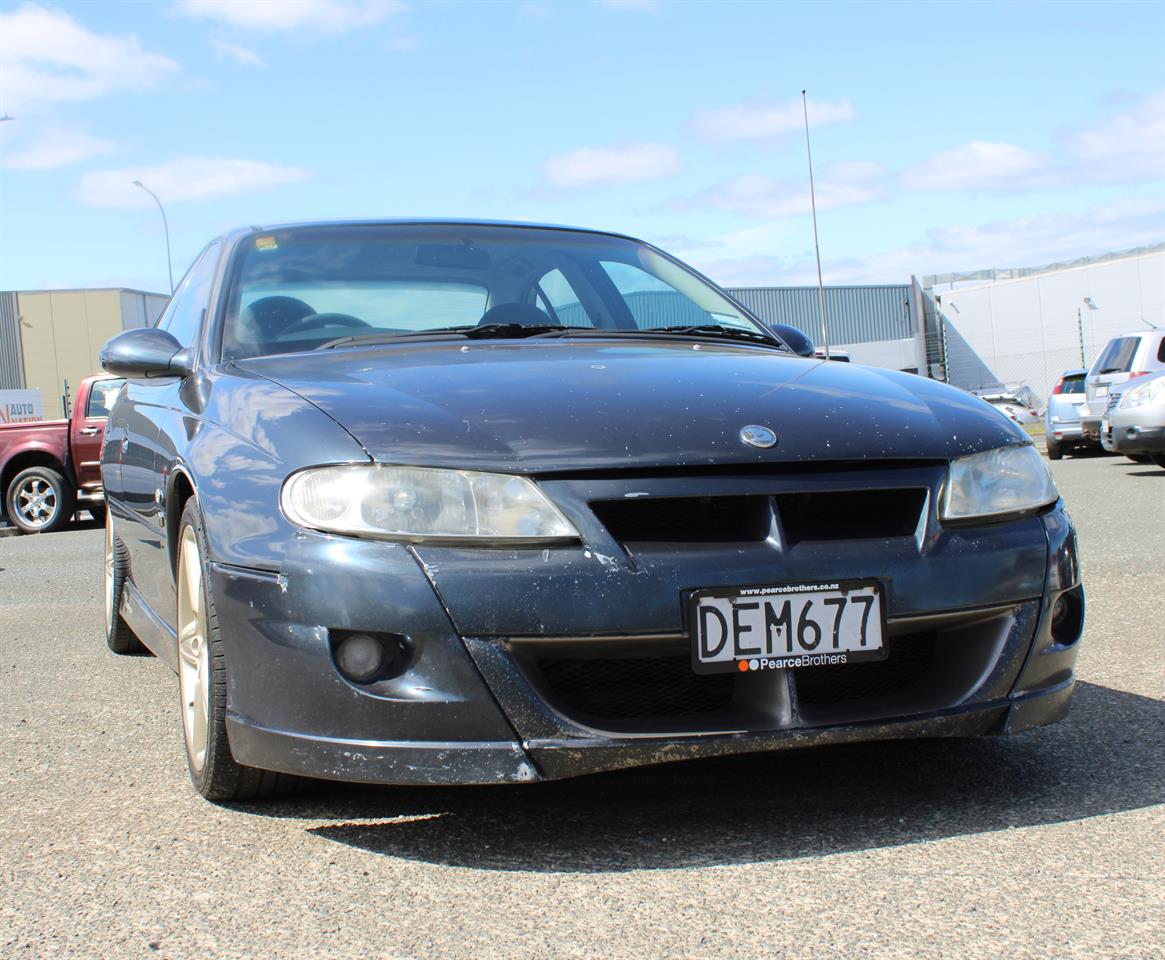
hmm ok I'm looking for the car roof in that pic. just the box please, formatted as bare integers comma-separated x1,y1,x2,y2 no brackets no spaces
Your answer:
1058,368,1088,377
225,219,646,245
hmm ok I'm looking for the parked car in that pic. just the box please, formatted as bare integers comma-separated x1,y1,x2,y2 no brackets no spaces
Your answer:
1099,371,1165,467
99,220,1084,801
1044,368,1091,460
0,373,123,533
976,390,1040,426
1079,329,1165,442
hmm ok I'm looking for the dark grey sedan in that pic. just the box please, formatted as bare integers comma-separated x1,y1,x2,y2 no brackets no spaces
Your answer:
99,221,1084,800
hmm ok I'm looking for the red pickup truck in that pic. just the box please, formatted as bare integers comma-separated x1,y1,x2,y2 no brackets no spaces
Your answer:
0,374,124,534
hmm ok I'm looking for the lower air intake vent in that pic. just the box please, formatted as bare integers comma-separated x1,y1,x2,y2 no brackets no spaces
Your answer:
536,655,735,721
793,632,937,710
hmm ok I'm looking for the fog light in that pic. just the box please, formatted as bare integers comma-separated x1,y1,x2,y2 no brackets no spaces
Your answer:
335,633,388,683
1049,587,1084,646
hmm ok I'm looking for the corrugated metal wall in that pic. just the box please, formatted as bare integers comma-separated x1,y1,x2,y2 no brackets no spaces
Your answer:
726,285,914,345
119,290,169,329
0,292,25,389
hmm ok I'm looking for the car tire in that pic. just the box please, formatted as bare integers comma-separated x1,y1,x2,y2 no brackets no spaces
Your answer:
5,465,75,534
176,497,303,801
1046,439,1063,461
87,502,107,525
1152,454,1165,469
1126,454,1151,464
104,512,144,654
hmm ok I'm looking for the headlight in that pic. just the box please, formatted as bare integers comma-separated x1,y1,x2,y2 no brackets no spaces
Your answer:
942,445,1059,522
281,464,579,543
1119,376,1165,409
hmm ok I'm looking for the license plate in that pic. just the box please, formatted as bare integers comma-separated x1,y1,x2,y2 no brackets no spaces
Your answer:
1096,384,1109,397
688,580,886,675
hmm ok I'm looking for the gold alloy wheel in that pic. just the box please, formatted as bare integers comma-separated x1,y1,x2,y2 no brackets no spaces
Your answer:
177,524,210,774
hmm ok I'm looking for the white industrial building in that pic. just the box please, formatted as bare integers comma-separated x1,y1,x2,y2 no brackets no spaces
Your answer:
924,244,1165,404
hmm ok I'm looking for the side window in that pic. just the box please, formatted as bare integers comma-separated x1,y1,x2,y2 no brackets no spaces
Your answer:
1157,335,1165,364
534,269,592,327
155,242,222,348
601,261,723,330
86,378,126,418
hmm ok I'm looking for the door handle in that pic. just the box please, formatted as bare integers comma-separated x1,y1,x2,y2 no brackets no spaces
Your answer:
80,427,100,436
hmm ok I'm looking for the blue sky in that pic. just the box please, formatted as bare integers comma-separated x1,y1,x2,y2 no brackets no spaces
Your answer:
1,0,1162,295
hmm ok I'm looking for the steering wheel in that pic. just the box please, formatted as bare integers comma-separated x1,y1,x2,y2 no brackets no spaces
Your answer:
280,313,371,336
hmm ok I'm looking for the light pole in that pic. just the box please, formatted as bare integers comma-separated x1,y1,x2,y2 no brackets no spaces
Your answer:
133,180,174,294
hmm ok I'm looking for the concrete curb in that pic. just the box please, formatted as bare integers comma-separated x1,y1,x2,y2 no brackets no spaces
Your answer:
0,526,21,538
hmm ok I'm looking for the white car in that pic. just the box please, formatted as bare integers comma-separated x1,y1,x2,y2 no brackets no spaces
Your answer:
1080,329,1165,442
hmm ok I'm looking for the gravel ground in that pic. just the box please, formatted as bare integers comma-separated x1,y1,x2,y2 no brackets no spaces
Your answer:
1,454,1162,959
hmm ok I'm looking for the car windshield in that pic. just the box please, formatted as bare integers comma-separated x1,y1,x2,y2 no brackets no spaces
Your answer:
221,224,766,360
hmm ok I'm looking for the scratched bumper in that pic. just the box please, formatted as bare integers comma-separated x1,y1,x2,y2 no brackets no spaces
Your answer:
210,500,1083,786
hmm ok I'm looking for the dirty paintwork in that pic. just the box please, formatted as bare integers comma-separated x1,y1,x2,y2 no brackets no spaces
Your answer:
100,220,1084,790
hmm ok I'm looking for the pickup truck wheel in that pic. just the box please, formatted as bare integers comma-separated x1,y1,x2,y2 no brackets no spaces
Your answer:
5,466,75,534
105,514,143,654
88,502,107,525
177,498,303,801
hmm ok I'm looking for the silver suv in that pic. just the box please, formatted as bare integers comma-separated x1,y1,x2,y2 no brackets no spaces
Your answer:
1079,329,1165,442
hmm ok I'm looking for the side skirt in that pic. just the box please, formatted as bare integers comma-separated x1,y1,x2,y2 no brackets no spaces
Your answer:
121,578,179,672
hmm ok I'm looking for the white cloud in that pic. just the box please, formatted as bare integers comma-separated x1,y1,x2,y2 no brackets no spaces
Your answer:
77,156,310,207
690,97,855,142
173,0,406,33
684,161,886,219
692,197,1165,287
1062,90,1165,183
0,4,179,109
211,38,267,67
3,130,116,170
900,141,1049,191
542,142,681,189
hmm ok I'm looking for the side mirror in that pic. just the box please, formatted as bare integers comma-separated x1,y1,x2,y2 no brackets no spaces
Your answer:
100,328,194,378
767,322,815,358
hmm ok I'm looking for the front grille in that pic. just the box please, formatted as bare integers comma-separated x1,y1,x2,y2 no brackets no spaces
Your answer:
1105,394,1120,413
776,488,925,546
794,632,936,708
591,496,772,544
535,655,735,721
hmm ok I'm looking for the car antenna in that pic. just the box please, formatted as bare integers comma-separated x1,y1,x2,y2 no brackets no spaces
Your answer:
802,89,831,359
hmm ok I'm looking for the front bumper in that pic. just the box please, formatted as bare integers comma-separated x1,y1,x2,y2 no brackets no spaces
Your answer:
213,473,1084,785
1102,420,1165,454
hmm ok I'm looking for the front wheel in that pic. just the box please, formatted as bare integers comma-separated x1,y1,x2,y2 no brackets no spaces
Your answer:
176,498,301,801
1152,453,1165,469
5,466,75,534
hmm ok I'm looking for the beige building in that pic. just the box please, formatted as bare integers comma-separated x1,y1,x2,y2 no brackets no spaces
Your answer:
0,288,168,420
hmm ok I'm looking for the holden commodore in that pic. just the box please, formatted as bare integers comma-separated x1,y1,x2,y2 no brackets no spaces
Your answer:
99,221,1084,800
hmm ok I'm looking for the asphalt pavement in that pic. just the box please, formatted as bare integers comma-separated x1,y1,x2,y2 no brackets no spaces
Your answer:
1,453,1162,959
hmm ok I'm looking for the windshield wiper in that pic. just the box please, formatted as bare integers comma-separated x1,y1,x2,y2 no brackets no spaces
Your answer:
532,324,789,350
643,324,788,348
317,323,574,349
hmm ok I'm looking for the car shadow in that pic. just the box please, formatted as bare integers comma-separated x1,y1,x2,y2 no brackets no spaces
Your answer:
232,681,1165,873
